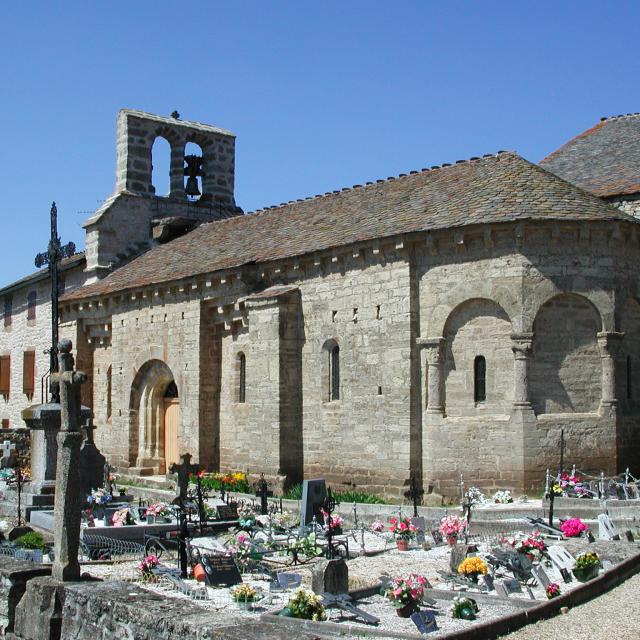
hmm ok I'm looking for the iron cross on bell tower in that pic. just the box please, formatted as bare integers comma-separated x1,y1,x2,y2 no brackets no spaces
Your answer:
34,202,76,404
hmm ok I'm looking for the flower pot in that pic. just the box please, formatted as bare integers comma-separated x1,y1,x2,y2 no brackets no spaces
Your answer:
146,514,156,524
396,539,409,552
193,563,206,582
236,600,254,611
446,535,458,546
396,602,417,618
332,526,343,536
573,564,600,582
525,553,535,563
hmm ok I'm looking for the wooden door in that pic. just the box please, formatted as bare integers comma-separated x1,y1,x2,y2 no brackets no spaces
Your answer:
163,398,180,468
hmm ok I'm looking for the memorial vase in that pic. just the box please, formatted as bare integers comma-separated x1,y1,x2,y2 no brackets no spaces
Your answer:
396,602,417,618
396,539,409,552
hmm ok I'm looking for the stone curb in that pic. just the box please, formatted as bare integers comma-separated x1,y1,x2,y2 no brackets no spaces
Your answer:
261,550,640,640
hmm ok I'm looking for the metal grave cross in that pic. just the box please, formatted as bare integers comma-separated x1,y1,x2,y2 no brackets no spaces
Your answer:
255,473,273,515
34,202,76,403
169,453,201,505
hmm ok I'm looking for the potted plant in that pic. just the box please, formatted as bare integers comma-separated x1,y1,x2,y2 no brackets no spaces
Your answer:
389,516,418,550
573,551,600,582
492,489,513,504
560,518,588,538
457,557,488,583
111,507,135,527
86,488,112,520
439,515,467,546
385,573,429,617
321,509,344,535
502,530,547,561
280,588,326,621
231,584,259,611
546,583,561,599
450,596,479,620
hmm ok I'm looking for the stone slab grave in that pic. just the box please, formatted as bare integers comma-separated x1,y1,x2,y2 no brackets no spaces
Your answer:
598,513,621,541
300,478,326,527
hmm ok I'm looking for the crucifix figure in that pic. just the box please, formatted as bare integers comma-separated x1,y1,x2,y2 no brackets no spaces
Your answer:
51,339,87,581
403,476,424,518
34,203,76,404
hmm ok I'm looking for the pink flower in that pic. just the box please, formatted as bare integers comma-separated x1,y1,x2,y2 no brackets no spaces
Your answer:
561,518,588,537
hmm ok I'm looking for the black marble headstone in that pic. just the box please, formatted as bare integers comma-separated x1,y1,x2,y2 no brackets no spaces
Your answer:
201,555,242,586
410,610,438,634
300,479,327,526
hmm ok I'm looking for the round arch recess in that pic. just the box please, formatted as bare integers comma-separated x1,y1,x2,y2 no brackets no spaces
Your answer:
530,293,602,415
128,359,178,473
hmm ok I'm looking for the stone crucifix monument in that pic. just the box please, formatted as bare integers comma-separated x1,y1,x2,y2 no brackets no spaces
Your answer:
51,339,87,581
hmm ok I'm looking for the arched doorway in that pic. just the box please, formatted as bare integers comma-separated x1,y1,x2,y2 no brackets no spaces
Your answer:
129,360,179,474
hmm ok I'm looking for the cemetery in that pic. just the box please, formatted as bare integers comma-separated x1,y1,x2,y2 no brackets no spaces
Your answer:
0,354,639,640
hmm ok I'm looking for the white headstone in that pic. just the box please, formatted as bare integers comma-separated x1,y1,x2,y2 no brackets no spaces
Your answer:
0,440,15,461
598,514,620,541
548,545,575,572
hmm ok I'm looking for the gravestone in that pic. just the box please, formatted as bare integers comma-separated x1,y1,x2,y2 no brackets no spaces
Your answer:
532,565,551,589
78,420,106,500
548,545,575,572
300,479,327,527
200,555,242,586
481,573,494,592
411,610,438,635
449,543,469,573
311,558,348,595
216,504,238,520
625,530,635,542
431,530,443,545
598,514,620,541
495,581,509,598
559,567,572,583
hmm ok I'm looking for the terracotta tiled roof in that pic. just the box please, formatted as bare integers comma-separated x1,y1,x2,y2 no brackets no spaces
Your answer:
540,113,640,198
62,152,633,302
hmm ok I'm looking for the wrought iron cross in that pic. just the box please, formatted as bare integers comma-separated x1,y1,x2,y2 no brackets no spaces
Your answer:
255,473,273,515
404,476,424,517
34,203,76,403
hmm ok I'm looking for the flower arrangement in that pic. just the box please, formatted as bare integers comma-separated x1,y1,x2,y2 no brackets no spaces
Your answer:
550,483,564,496
389,516,418,540
385,573,429,610
271,510,297,531
371,520,385,533
546,583,561,599
287,532,322,559
283,588,326,621
502,531,547,559
492,489,513,504
231,584,258,603
450,596,479,620
191,471,250,494
111,507,135,527
87,488,112,505
138,554,159,576
457,557,488,581
146,502,172,518
320,509,344,531
574,551,600,570
439,515,467,538
560,518,588,538
466,486,486,505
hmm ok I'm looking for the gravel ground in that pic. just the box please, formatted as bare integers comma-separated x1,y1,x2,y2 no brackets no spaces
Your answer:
500,571,640,640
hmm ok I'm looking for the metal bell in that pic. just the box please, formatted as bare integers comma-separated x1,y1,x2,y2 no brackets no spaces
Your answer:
185,176,201,197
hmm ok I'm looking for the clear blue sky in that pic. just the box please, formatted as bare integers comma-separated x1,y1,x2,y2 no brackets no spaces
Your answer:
1,1,639,286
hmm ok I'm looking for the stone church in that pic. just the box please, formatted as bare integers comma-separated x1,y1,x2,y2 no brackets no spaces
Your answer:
8,109,640,498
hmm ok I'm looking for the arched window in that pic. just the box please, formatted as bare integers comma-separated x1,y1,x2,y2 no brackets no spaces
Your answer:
106,366,112,420
27,291,37,322
474,355,486,403
237,352,246,403
330,345,340,401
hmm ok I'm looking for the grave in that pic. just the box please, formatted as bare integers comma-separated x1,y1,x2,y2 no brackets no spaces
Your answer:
300,479,326,527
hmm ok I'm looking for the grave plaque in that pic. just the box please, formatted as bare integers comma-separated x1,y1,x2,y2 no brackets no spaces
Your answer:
503,578,522,595
277,572,302,589
481,573,495,592
598,514,620,541
625,530,635,542
300,479,327,527
431,530,443,545
495,581,509,598
449,544,469,573
216,504,238,520
201,555,242,586
411,516,426,544
559,568,572,583
548,545,575,572
410,610,438,635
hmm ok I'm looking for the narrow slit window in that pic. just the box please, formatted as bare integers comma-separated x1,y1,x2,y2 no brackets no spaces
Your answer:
238,352,246,403
627,355,632,401
106,366,112,419
330,345,340,401
474,355,486,403
27,292,37,322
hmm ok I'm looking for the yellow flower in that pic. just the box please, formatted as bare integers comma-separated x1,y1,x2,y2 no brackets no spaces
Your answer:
458,557,488,576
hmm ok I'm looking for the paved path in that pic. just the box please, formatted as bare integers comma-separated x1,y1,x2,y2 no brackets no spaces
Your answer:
501,572,640,640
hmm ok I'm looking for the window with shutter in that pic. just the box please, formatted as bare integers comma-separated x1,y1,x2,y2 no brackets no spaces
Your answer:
0,356,10,395
23,351,35,396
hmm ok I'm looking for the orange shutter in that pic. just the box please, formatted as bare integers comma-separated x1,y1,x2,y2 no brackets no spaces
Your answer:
0,356,10,395
23,351,35,395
